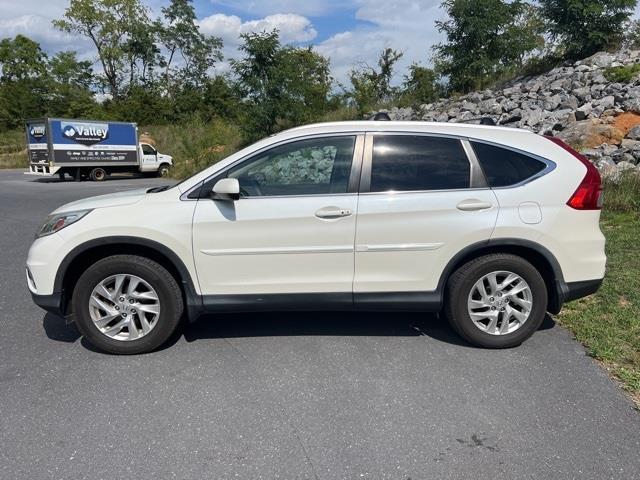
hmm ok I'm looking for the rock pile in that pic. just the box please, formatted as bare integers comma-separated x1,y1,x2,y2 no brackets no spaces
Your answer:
381,50,640,176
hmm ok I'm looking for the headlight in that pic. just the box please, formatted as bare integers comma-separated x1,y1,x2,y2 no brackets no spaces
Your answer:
36,210,92,238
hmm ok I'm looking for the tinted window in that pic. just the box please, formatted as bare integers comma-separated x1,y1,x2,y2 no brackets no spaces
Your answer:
227,136,355,197
370,135,470,192
471,141,546,187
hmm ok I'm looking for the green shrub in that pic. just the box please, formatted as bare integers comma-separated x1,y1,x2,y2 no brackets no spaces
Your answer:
143,118,243,179
603,63,640,83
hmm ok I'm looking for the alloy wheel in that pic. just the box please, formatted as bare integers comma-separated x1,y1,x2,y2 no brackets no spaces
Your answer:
88,274,161,341
467,270,533,335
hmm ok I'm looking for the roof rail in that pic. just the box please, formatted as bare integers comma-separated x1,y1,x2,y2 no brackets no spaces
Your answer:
370,112,391,121
456,116,497,126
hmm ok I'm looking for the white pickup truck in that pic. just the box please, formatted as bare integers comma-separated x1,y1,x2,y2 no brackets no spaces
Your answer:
25,118,173,181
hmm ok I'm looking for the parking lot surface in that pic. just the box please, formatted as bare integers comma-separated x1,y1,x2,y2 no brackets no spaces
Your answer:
0,169,638,479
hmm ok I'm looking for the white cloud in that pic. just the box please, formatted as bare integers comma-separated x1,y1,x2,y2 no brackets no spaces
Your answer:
198,12,317,73
210,0,350,17
199,13,317,46
317,0,445,86
0,14,90,55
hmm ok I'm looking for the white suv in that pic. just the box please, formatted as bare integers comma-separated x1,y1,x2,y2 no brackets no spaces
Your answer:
27,121,606,354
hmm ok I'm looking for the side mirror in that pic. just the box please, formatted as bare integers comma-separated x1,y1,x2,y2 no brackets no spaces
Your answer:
211,178,240,201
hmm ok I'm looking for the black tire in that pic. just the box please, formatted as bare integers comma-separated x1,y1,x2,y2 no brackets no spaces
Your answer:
71,255,184,354
90,167,107,181
157,163,170,178
444,254,548,348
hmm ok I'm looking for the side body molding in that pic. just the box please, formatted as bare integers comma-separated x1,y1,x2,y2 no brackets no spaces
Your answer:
53,236,569,320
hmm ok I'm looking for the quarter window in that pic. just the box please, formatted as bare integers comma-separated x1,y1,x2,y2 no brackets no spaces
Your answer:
471,141,546,187
227,136,356,197
370,135,470,192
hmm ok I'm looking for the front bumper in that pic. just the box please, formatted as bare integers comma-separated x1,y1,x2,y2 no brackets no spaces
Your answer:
30,291,64,317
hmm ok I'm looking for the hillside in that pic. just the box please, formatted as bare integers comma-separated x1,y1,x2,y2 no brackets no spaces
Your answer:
383,50,640,178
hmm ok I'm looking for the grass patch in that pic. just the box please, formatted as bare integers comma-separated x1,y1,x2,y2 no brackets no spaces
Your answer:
137,118,243,179
0,128,27,169
604,63,640,83
558,176,640,404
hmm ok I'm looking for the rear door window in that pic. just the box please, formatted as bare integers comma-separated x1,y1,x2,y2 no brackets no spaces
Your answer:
369,135,470,192
471,141,546,187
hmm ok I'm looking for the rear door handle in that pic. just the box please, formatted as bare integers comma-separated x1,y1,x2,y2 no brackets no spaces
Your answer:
456,199,493,211
315,207,353,219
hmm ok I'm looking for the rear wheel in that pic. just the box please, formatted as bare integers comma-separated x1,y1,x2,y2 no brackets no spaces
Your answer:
444,254,547,348
90,167,107,181
71,255,184,354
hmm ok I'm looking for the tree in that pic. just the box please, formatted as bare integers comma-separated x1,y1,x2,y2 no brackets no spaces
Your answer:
54,0,155,98
231,30,332,140
0,35,50,127
349,48,403,112
282,47,332,124
540,0,637,59
0,35,48,81
159,0,222,92
48,51,99,118
433,0,543,93
400,64,441,106
624,19,640,49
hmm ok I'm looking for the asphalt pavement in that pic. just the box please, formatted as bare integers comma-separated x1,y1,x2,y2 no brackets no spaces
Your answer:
0,169,638,479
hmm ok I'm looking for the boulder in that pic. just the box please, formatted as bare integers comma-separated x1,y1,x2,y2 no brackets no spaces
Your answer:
555,119,625,148
626,125,640,140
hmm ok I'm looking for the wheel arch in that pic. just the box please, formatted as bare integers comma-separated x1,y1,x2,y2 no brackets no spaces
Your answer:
437,238,565,314
56,236,202,319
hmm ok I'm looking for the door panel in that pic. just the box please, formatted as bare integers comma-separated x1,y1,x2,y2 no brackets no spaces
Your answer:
353,133,498,293
139,144,158,171
192,134,364,296
192,195,358,294
354,190,498,292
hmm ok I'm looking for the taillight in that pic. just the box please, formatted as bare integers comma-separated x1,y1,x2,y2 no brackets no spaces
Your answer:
544,135,603,210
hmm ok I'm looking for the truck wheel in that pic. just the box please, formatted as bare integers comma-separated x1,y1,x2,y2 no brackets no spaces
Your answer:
157,164,170,178
90,167,107,181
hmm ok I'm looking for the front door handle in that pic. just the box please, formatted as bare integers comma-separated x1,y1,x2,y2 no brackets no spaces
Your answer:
456,199,493,211
315,206,353,219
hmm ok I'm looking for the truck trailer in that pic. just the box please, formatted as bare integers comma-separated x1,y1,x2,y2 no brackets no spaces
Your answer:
25,118,173,181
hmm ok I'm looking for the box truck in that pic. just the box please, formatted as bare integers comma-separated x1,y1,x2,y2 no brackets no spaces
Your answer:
25,118,173,181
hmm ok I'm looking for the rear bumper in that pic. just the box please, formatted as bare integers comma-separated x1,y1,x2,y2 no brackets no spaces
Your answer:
560,278,603,303
25,164,60,176
549,278,603,314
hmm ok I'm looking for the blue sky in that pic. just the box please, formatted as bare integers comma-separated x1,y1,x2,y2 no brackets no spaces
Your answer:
1,0,639,86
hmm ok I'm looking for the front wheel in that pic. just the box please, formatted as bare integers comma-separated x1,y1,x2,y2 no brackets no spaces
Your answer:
157,164,170,177
444,254,547,348
71,255,184,354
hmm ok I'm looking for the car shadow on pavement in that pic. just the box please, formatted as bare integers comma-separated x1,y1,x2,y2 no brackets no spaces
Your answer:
31,174,147,184
42,310,557,352
42,312,81,343
183,311,557,349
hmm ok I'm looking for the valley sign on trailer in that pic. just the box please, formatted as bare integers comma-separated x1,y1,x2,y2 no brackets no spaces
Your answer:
25,118,172,181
